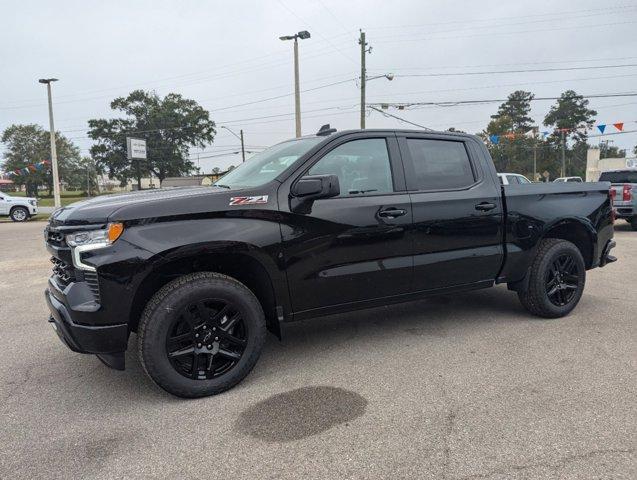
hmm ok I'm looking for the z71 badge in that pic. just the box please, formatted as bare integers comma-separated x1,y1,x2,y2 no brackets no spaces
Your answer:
229,195,269,206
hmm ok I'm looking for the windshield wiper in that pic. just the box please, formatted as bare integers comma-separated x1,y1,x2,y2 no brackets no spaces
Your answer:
215,184,231,189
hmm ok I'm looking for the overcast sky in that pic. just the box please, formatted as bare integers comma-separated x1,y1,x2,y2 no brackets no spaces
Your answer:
2,0,636,172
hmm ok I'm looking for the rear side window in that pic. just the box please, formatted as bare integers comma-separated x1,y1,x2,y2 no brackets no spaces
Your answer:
406,139,475,190
599,171,637,183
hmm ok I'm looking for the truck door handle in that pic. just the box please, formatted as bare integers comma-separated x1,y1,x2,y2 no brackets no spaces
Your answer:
378,207,407,218
475,202,496,211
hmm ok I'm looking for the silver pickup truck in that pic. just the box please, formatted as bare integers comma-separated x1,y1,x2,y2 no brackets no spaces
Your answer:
601,168,637,230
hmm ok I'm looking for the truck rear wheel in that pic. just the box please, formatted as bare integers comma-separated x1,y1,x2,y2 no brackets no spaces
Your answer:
517,239,586,318
138,272,266,398
630,217,637,231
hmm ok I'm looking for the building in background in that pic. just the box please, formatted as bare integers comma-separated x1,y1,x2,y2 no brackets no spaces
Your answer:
586,148,637,181
0,178,15,192
161,175,213,187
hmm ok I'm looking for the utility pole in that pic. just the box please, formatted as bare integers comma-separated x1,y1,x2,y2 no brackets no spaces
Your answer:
39,78,61,208
280,31,311,138
533,144,537,182
359,30,369,129
531,126,538,182
240,129,246,163
560,130,566,177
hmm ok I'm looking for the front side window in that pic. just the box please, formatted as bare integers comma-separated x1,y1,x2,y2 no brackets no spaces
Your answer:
308,138,394,196
517,175,531,184
506,175,520,185
407,139,475,190
214,137,323,189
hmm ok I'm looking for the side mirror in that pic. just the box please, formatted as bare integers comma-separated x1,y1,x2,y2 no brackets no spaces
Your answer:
292,174,340,199
290,174,340,213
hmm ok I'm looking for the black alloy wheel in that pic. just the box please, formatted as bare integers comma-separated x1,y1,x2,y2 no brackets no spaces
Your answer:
517,238,586,318
166,299,247,380
544,253,580,307
138,272,266,398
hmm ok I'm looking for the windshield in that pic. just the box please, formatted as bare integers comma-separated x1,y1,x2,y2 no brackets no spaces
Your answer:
214,137,324,189
599,171,637,183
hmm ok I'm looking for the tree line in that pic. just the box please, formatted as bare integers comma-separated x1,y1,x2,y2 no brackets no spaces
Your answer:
1,88,635,194
479,89,626,180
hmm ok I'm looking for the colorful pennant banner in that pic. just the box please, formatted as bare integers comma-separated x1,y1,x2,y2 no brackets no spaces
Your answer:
488,120,631,144
7,160,50,176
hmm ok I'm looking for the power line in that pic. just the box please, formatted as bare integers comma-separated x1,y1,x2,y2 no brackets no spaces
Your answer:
368,106,432,130
366,73,637,101
209,78,356,112
371,8,637,41
392,63,637,78
368,92,637,109
374,20,637,45
366,56,637,74
364,5,637,31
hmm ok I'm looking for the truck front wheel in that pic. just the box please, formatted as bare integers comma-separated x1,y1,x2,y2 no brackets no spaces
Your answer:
517,239,586,318
10,206,29,222
138,272,266,398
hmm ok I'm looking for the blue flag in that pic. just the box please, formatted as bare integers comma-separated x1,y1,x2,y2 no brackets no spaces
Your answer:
489,134,499,145
597,124,606,134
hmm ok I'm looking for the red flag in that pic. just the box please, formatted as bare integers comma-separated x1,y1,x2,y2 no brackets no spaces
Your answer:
28,165,36,172
613,122,624,132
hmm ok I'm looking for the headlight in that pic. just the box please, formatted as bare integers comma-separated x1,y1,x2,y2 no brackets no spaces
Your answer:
66,223,124,248
29,199,36,206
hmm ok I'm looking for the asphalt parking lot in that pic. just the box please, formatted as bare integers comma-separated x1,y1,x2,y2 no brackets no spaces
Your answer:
0,221,635,480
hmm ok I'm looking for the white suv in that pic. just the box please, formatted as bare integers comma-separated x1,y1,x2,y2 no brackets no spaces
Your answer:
497,173,532,185
0,192,38,221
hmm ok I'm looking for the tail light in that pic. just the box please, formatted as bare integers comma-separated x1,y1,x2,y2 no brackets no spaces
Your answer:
623,184,632,202
610,188,616,201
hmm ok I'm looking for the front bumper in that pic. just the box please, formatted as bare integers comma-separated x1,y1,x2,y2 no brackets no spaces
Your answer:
29,205,38,215
45,282,128,369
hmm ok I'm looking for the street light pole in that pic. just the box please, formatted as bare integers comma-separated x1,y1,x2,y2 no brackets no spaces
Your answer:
280,31,311,138
239,129,246,163
293,37,301,138
39,78,60,208
221,126,246,163
359,30,367,129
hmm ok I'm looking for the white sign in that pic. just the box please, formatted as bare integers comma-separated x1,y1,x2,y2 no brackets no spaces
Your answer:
126,137,147,159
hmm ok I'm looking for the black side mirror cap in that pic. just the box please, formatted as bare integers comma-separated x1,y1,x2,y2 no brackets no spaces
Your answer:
290,174,340,213
291,175,340,199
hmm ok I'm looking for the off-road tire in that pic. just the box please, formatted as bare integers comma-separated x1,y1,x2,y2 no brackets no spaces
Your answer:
138,272,266,398
518,239,586,318
10,206,29,222
630,217,637,231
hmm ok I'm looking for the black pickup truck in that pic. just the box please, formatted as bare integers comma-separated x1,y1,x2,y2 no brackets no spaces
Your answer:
44,127,616,397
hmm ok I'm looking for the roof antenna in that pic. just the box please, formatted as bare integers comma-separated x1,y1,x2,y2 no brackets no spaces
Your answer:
316,124,337,136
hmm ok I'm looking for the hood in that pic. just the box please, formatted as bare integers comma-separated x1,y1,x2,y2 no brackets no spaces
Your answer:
50,186,230,226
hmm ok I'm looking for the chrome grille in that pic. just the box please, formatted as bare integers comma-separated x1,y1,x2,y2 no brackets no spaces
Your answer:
84,271,101,303
51,257,75,286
